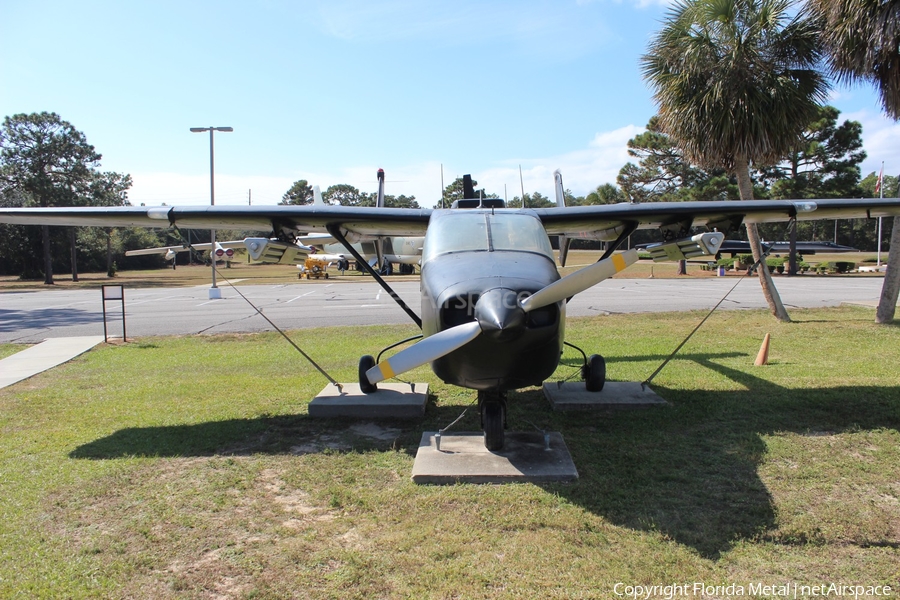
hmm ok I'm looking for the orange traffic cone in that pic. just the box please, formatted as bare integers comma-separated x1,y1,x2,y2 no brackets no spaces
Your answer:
754,333,771,366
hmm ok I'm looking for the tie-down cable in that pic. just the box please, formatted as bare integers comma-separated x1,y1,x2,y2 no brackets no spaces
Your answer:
642,219,795,388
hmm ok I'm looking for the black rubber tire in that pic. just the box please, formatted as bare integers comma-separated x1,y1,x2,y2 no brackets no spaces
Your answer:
482,401,505,451
359,355,377,394
585,354,606,392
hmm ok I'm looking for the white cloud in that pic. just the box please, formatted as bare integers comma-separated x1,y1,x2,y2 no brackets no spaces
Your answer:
127,125,645,208
476,124,644,202
127,172,296,207
313,1,612,61
844,110,900,180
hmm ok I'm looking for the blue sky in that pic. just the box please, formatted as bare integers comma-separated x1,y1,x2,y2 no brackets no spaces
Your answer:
2,0,897,207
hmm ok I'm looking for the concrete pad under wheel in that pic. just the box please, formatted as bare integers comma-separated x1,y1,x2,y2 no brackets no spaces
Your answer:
411,431,578,484
543,381,666,411
308,382,429,419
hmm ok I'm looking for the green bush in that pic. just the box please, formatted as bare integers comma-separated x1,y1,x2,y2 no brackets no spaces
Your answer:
834,261,856,273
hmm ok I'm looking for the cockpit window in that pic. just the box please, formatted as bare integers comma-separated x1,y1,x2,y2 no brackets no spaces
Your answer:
422,211,553,262
489,214,555,255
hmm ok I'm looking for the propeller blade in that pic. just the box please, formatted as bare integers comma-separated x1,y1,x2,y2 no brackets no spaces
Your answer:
520,248,639,313
366,321,482,385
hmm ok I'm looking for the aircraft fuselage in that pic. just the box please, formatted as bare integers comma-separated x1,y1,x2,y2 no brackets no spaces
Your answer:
419,210,565,391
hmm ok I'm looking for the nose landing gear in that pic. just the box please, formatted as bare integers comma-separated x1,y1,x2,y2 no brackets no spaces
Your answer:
479,390,507,451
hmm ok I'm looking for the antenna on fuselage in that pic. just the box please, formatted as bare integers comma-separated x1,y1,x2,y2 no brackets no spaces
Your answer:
376,168,386,208
519,165,526,208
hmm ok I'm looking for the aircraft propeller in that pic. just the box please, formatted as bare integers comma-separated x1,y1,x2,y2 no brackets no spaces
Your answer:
365,249,639,385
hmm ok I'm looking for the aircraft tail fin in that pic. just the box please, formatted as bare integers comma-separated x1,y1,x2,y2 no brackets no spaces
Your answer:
313,186,325,206
554,170,573,266
554,170,566,208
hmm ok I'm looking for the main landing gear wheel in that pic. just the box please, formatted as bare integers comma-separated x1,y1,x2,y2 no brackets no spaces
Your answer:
359,355,377,394
479,391,507,451
584,353,606,392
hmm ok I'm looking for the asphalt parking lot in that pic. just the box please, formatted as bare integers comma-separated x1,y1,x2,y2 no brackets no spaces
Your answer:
0,276,889,344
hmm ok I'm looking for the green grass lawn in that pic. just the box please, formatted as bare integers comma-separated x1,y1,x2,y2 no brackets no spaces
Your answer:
1,307,898,598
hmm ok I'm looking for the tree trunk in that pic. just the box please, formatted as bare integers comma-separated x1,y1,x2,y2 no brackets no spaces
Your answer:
106,230,113,276
734,157,791,322
875,216,900,324
70,228,79,282
42,225,54,285
676,259,687,275
788,221,798,276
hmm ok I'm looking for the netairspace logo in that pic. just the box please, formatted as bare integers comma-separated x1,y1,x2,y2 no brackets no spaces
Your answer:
612,582,893,599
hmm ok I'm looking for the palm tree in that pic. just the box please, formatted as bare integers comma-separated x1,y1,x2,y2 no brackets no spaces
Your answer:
809,0,900,323
642,0,829,322
810,0,900,119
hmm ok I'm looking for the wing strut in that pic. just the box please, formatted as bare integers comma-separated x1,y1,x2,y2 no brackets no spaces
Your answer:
600,221,639,261
326,224,423,329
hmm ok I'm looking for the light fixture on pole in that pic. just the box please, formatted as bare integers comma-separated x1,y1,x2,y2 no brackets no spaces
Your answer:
190,126,233,299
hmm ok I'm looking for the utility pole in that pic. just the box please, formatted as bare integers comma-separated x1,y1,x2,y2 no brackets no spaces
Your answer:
190,126,233,299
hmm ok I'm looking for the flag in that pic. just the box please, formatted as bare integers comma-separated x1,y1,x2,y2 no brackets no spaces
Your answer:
875,164,884,195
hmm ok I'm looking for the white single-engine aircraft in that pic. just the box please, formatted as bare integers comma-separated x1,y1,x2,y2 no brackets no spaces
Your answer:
2,173,899,450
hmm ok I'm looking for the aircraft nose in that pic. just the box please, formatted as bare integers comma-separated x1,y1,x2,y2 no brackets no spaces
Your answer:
474,288,525,342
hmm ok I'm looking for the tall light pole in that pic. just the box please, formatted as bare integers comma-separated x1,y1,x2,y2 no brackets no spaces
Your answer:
190,126,233,299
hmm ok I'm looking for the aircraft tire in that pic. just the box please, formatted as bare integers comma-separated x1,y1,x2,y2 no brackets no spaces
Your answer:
359,355,377,394
482,400,505,451
585,354,606,392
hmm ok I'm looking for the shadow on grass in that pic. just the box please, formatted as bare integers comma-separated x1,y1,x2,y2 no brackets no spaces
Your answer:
69,412,425,460
0,307,102,332
539,353,900,559
69,352,900,561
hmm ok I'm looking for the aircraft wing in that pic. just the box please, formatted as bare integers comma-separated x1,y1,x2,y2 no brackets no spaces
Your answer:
533,198,900,238
2,198,899,240
0,205,433,237
124,244,190,257
123,240,247,257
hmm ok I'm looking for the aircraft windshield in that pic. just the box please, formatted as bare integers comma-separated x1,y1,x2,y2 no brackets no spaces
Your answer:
423,212,553,261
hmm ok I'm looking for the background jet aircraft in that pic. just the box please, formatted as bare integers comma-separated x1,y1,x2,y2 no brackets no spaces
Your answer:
120,172,424,274
124,171,425,275
3,173,899,449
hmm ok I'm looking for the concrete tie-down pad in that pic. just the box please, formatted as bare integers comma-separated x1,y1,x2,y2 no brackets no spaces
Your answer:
543,381,666,411
412,432,579,484
308,382,429,419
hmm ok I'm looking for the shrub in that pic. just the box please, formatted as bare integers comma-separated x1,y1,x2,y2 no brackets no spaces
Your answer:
834,261,856,273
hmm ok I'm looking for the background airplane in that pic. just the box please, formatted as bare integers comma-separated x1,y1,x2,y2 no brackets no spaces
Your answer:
123,171,424,275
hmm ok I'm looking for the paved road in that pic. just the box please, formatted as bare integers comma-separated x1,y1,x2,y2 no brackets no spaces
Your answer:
0,276,889,344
